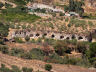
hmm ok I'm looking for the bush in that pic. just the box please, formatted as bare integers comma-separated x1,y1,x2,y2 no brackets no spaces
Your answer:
76,42,87,54
36,38,42,44
29,48,45,60
59,12,65,16
10,48,24,56
44,38,56,45
21,52,32,59
25,36,30,42
54,41,67,56
88,42,96,58
0,2,4,9
5,2,12,8
30,39,35,43
65,18,69,22
0,39,4,44
0,22,9,37
48,53,64,64
45,64,52,71
11,65,21,72
22,67,33,72
0,46,9,54
14,37,24,43
0,64,11,72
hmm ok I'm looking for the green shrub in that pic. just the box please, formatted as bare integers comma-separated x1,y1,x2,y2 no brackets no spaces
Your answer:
88,21,94,27
54,41,67,56
29,48,45,60
76,42,87,54
21,52,32,59
0,2,4,9
68,24,71,27
45,64,52,71
88,42,96,58
0,46,9,54
25,36,30,42
48,53,64,64
36,38,42,44
30,39,35,43
1,64,5,68
44,38,56,45
5,2,12,8
68,58,79,65
0,64,11,72
14,0,26,5
0,22,9,37
11,65,21,72
0,39,4,44
14,37,24,43
22,67,33,72
10,48,24,56
22,25,26,29
59,12,65,16
65,18,69,22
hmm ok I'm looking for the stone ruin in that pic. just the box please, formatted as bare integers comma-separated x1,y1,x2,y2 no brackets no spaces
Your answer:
8,29,91,42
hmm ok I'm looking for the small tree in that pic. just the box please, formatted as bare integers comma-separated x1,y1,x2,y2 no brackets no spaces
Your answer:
45,64,52,71
25,36,30,42
54,41,67,56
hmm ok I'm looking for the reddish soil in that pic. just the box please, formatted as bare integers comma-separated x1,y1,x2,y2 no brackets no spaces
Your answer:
6,42,54,51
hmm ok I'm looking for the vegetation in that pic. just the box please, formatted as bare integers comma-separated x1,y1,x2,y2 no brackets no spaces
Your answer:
0,39,94,68
25,36,30,42
69,18,87,29
0,22,9,37
14,37,24,43
0,6,40,22
22,67,33,72
82,13,96,19
0,46,9,54
0,2,4,9
45,64,52,71
54,41,67,56
86,42,96,67
0,64,33,72
64,0,84,16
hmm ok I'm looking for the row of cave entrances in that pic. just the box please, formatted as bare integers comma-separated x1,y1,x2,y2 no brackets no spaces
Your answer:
29,33,84,40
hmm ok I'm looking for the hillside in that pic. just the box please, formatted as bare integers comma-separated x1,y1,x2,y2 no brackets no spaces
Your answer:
0,52,96,72
0,0,96,72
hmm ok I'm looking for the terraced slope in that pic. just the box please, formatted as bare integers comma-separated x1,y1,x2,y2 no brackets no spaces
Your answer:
0,53,96,72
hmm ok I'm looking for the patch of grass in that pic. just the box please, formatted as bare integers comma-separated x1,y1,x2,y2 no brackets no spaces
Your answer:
0,13,40,22
69,19,87,29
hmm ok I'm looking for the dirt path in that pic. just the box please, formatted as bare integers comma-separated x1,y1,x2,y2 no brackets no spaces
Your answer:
0,53,96,72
